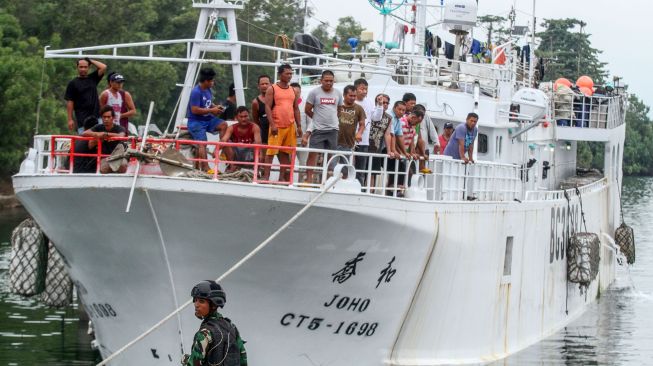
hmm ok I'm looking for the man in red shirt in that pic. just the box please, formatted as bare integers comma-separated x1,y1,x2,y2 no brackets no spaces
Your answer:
221,106,262,171
438,122,454,153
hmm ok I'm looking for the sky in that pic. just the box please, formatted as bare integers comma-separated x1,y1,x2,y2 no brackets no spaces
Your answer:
306,0,652,109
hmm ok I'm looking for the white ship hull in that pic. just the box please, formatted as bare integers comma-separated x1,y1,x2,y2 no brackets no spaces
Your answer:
12,174,617,365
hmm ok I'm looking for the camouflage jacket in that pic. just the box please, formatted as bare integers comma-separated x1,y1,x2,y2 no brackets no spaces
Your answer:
183,311,247,366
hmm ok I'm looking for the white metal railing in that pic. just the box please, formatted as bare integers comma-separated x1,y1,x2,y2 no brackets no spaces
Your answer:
524,177,607,201
44,39,393,76
27,135,523,202
285,51,515,97
191,0,246,7
551,92,626,129
45,37,520,96
385,55,512,97
425,157,521,201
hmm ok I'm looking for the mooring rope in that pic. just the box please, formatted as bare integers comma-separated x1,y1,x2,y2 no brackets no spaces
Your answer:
96,176,342,366
145,189,185,355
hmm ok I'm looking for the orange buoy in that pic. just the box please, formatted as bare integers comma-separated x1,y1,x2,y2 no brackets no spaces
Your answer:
579,86,593,96
576,75,594,90
555,77,572,89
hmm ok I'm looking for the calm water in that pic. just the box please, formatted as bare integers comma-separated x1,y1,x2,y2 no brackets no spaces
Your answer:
0,178,651,365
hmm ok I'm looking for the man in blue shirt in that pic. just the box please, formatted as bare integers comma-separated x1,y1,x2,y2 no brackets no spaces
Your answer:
443,112,479,163
187,68,228,172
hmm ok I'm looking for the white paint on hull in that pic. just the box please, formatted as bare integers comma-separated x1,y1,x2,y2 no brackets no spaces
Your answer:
12,175,616,365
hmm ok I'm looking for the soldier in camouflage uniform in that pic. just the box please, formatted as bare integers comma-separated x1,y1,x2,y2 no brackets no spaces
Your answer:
182,280,247,366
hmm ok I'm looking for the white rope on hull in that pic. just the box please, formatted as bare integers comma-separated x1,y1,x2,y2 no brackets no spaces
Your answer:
96,175,342,366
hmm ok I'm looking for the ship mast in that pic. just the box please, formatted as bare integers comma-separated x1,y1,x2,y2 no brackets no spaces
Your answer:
175,0,247,126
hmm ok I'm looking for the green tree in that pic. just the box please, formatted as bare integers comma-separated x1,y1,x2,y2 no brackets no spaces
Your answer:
536,18,608,83
537,18,612,172
0,11,65,177
623,95,653,175
311,23,333,54
477,15,508,45
335,16,364,52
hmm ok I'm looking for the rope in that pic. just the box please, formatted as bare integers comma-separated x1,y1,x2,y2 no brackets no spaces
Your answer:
575,187,588,232
616,174,625,224
96,175,342,366
236,17,323,53
145,190,185,355
274,33,291,60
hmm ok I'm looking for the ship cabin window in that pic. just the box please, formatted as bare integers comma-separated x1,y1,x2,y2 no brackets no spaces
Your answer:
478,133,488,154
495,135,503,158
495,136,499,155
503,236,514,278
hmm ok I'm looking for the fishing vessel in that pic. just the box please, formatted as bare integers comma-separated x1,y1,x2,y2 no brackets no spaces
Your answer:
12,0,629,364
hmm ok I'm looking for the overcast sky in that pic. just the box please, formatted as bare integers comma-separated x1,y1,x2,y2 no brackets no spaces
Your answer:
307,0,651,109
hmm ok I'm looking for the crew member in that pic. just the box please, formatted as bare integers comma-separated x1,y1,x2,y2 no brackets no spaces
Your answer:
183,280,247,366
65,57,107,133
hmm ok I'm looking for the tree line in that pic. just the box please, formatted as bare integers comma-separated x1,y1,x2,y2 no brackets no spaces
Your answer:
0,0,367,179
534,18,653,175
0,2,652,179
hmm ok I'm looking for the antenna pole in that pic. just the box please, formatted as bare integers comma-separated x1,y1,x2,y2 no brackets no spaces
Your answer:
303,0,308,33
529,0,536,86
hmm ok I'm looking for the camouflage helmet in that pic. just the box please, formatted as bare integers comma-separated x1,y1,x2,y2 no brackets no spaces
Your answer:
191,280,226,308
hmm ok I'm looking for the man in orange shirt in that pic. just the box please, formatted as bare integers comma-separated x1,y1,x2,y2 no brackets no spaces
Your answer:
263,64,302,182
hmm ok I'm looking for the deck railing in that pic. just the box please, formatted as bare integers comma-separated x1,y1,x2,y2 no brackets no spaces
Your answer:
551,93,626,130
284,51,515,97
28,135,526,202
524,178,607,201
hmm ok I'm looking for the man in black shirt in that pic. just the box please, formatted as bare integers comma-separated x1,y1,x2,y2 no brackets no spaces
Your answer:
65,57,107,133
72,116,99,173
83,106,127,173
219,83,237,121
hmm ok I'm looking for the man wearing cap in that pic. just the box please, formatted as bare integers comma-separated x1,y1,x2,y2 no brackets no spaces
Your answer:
438,122,455,153
99,73,136,132
65,57,107,134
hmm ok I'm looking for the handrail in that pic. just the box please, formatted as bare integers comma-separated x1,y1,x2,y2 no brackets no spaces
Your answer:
29,134,525,202
42,135,296,185
551,92,626,130
524,178,608,201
